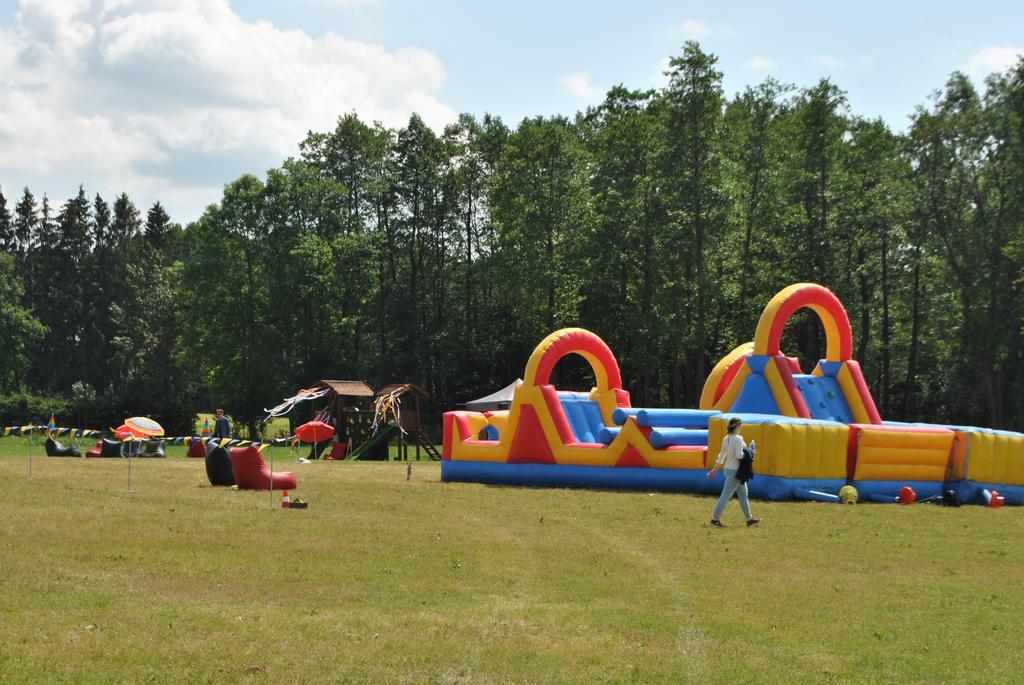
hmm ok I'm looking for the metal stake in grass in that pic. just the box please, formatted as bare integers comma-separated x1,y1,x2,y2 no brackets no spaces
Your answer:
27,423,34,480
124,437,134,493
122,436,140,494
269,443,275,510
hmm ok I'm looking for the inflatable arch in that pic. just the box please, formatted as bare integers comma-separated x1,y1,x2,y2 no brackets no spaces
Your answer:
700,283,881,425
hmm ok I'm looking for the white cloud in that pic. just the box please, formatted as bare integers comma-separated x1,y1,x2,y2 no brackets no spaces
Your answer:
0,0,456,221
966,47,1022,74
0,90,165,175
811,54,846,70
680,19,711,38
560,71,597,99
649,56,672,88
744,56,774,70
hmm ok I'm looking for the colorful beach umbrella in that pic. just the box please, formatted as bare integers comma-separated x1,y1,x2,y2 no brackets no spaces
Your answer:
117,417,165,438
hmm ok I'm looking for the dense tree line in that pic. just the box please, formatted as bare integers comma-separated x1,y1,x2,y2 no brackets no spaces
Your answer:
1,43,1022,436
0,184,193,431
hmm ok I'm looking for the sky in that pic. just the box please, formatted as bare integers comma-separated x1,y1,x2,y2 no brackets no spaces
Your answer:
0,0,1021,224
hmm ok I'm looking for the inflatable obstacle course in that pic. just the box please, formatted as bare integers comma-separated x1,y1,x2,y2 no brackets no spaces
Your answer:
699,284,1024,503
443,328,715,493
443,283,1024,504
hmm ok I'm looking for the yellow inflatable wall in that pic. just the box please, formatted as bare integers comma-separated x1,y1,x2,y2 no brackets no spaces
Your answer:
707,417,848,480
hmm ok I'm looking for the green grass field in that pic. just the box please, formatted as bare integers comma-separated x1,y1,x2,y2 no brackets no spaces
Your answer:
0,437,1021,684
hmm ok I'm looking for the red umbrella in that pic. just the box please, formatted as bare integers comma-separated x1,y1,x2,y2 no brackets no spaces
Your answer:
296,421,333,443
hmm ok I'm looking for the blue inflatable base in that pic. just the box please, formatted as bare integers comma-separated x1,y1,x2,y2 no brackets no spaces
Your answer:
852,480,944,502
963,481,1024,506
441,460,844,501
442,462,1024,505
851,480,1024,506
737,476,844,501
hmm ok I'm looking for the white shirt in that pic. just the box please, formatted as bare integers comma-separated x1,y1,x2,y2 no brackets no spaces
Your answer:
715,433,745,471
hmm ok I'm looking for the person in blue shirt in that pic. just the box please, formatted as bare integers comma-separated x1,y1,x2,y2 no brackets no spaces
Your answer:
212,408,232,439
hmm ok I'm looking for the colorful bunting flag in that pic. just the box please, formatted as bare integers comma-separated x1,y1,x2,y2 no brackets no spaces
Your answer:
0,425,276,451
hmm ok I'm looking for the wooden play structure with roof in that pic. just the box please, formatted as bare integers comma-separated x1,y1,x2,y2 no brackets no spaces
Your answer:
268,379,440,461
346,383,440,461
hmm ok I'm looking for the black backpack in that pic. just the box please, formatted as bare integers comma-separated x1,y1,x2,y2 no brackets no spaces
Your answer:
942,489,961,507
736,446,755,483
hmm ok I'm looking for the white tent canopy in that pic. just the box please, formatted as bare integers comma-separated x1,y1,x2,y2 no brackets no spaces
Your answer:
465,379,522,411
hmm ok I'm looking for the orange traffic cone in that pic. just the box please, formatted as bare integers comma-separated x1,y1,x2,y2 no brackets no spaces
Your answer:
989,490,1005,509
281,490,291,508
982,489,1005,508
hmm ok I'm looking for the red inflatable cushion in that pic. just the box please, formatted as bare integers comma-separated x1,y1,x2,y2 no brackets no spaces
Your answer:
229,446,297,491
324,441,348,460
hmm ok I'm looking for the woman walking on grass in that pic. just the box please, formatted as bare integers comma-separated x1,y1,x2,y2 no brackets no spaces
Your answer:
707,416,760,528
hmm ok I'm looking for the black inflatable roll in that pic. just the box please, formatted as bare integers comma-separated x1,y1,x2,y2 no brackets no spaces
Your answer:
205,444,235,486
140,440,166,458
99,439,123,458
45,437,81,458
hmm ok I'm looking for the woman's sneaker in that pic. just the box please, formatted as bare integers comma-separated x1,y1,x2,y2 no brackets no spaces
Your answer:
710,519,724,527
746,518,761,527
